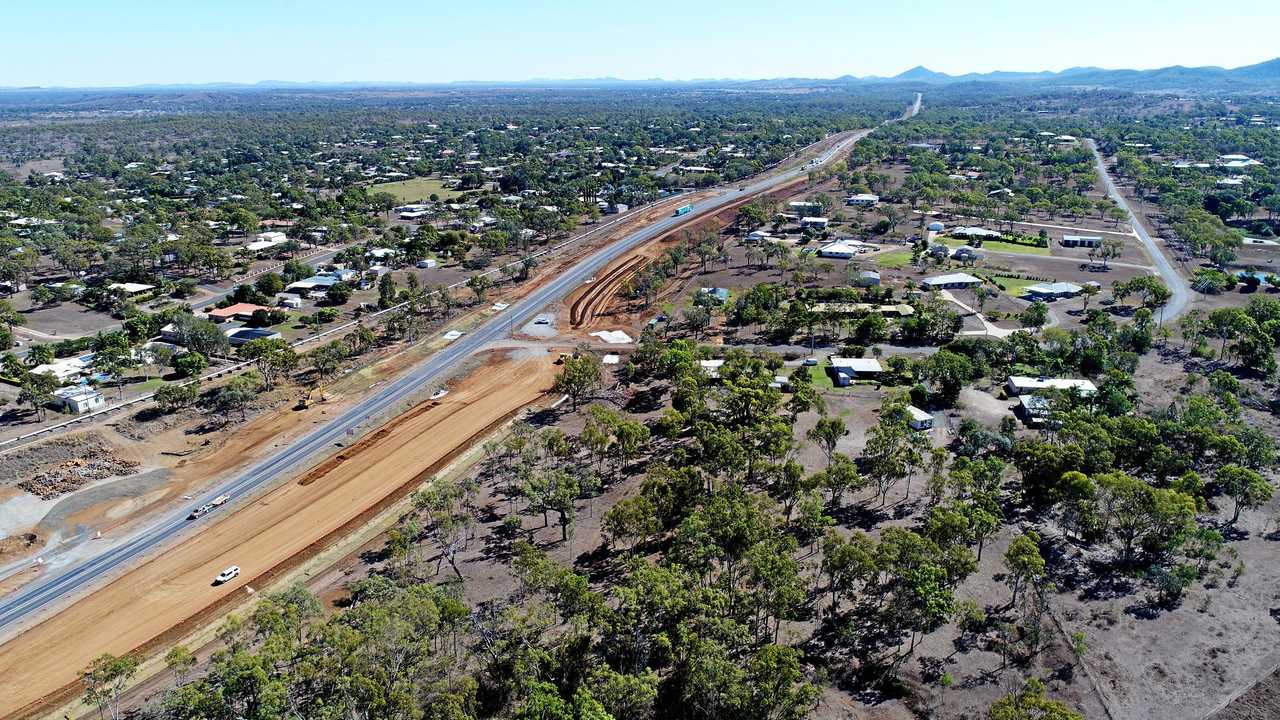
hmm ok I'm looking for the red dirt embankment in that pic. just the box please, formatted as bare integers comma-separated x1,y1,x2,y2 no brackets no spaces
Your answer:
0,350,557,720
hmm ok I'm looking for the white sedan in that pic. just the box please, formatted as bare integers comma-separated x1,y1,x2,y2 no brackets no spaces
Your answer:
213,565,241,585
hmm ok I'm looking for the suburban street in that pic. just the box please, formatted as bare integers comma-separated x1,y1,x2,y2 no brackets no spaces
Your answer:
0,95,921,636
1087,138,1192,319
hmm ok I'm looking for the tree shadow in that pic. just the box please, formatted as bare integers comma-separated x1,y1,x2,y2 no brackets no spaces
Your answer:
830,501,888,531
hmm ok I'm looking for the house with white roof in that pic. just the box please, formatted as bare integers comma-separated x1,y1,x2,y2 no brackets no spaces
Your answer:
1024,281,1082,300
906,405,933,431
53,385,105,414
1005,376,1097,396
32,354,95,383
816,241,864,259
845,193,879,207
921,273,982,290
109,282,156,297
951,227,1003,240
828,357,883,386
800,217,830,229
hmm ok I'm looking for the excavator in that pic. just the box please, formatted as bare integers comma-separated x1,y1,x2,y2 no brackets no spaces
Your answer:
298,385,328,409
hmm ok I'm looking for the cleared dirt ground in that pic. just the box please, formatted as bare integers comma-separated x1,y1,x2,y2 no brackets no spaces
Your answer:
0,349,557,719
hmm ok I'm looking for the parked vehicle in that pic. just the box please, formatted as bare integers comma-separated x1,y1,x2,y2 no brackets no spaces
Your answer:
214,565,240,585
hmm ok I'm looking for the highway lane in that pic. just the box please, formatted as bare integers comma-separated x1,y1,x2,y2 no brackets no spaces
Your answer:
0,96,917,635
1087,138,1191,320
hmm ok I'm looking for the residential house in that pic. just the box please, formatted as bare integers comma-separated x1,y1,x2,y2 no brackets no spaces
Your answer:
207,302,272,323
1017,395,1055,426
854,270,881,287
32,354,95,383
951,227,1003,241
800,216,830,230
907,405,934,431
816,241,862,259
109,282,156,297
845,193,880,207
1005,375,1097,397
225,327,284,347
53,385,105,414
921,272,982,290
699,359,725,380
828,357,883,386
789,201,823,214
1023,282,1082,300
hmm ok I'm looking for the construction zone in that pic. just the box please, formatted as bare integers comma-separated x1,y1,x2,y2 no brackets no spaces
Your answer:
0,349,557,719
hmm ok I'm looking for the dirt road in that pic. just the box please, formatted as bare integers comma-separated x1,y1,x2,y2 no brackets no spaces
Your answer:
0,350,556,719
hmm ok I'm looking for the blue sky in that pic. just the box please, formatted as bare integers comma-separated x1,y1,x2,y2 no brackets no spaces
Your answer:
7,0,1278,87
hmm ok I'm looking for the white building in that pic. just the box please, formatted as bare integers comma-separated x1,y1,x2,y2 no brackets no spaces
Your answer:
53,385,105,414
1024,282,1083,299
799,216,829,230
907,405,933,431
789,201,823,213
816,241,862,259
1005,376,1097,397
33,355,95,383
922,272,982,290
845,193,880,207
828,357,883,386
109,282,156,297
951,227,1003,240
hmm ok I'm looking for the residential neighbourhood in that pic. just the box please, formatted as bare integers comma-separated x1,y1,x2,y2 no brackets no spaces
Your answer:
0,9,1280,720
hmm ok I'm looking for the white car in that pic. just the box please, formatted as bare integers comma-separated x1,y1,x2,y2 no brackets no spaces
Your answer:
213,565,241,585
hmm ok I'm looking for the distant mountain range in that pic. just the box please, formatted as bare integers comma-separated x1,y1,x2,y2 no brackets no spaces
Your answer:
3,58,1279,94
846,58,1280,90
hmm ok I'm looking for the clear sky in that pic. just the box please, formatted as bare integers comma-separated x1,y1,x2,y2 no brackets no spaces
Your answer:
7,0,1278,87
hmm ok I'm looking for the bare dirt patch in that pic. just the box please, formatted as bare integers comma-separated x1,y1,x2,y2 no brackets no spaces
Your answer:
0,432,139,500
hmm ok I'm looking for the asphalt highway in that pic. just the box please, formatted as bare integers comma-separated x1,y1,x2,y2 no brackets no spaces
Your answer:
0,94,919,634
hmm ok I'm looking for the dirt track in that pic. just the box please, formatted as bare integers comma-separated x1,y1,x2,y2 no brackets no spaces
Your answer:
0,350,556,719
569,255,648,327
563,174,811,334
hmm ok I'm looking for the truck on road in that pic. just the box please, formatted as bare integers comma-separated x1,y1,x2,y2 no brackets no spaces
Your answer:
187,495,231,520
673,204,692,217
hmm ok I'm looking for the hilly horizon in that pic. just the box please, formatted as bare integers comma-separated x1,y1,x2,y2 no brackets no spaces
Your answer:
2,56,1279,94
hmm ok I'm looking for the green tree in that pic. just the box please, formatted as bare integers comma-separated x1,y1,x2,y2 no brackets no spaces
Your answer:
216,373,260,422
806,417,847,467
1003,531,1045,606
467,273,492,303
82,652,139,720
154,382,199,413
923,349,974,406
238,337,298,391
325,281,352,305
172,351,209,378
18,372,58,420
554,352,602,412
164,645,197,687
987,678,1083,720
1217,464,1272,525
1019,300,1049,333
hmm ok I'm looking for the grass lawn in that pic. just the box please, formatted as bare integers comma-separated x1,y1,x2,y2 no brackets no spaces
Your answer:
807,366,837,390
371,177,463,203
941,238,1050,256
982,274,1040,298
873,250,914,269
133,377,168,393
